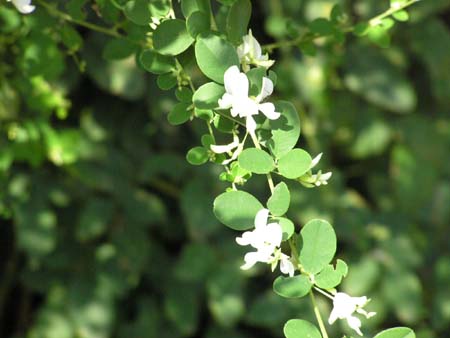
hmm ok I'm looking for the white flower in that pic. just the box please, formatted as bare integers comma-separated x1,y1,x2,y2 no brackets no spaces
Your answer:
328,292,376,336
210,133,244,165
237,30,275,71
218,66,280,134
7,0,35,14
236,209,295,277
299,153,332,187
279,253,295,277
236,209,282,270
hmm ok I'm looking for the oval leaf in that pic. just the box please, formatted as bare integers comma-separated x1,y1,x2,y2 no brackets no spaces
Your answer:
187,11,210,38
139,50,175,74
299,219,336,274
186,146,209,165
193,82,225,110
277,217,294,241
273,275,312,298
226,0,252,44
267,182,290,216
238,148,275,174
268,101,301,158
168,102,191,125
283,319,322,338
374,327,415,338
278,149,312,179
153,19,194,56
195,33,240,83
213,191,263,230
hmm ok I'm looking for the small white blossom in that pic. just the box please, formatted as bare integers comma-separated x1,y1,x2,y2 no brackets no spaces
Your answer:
218,66,280,134
7,0,35,13
299,153,332,187
210,134,244,165
279,253,295,277
328,292,376,336
236,209,294,276
237,30,275,71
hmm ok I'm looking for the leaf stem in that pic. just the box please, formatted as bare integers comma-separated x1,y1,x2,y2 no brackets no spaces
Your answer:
262,0,420,51
369,0,420,26
249,132,275,193
309,291,330,338
37,0,143,46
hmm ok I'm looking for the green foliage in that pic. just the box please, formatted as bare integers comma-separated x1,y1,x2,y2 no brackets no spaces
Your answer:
0,1,447,338
213,190,263,230
283,319,322,338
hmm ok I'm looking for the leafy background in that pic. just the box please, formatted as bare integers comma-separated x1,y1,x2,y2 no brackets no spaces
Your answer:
0,0,449,337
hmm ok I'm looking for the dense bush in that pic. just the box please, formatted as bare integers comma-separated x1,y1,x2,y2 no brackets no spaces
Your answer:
0,1,449,338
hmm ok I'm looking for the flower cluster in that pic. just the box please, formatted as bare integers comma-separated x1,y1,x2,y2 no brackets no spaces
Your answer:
329,292,376,336
236,209,294,277
7,0,35,14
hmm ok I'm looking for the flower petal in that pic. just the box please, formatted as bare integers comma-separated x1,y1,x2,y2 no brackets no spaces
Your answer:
254,208,269,229
258,102,280,120
346,315,363,336
210,134,239,154
240,252,260,270
223,66,249,98
218,93,233,109
265,223,282,247
310,153,323,169
236,231,254,246
256,77,274,102
280,255,295,277
246,115,257,134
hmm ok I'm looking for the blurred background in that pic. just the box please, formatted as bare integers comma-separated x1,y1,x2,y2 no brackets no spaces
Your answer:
0,0,449,337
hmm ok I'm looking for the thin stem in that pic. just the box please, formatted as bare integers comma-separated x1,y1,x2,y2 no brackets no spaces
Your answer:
369,0,419,26
37,0,143,45
249,132,275,193
314,286,334,300
309,291,330,338
262,0,420,51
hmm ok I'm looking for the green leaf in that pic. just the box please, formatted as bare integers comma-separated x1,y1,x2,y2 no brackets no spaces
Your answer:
60,25,83,53
238,148,275,174
273,275,312,298
374,327,415,338
181,0,211,18
195,33,240,83
315,259,348,289
139,50,175,74
278,149,312,179
267,101,301,158
103,38,136,60
187,11,211,38
309,18,335,36
186,146,209,165
283,319,322,338
124,0,152,25
368,25,391,48
168,102,191,125
213,190,263,230
175,87,193,103
277,217,295,241
299,40,317,56
354,22,370,36
299,219,336,274
267,182,290,216
193,82,225,109
393,10,410,22
156,73,177,90
153,19,194,56
226,0,251,44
